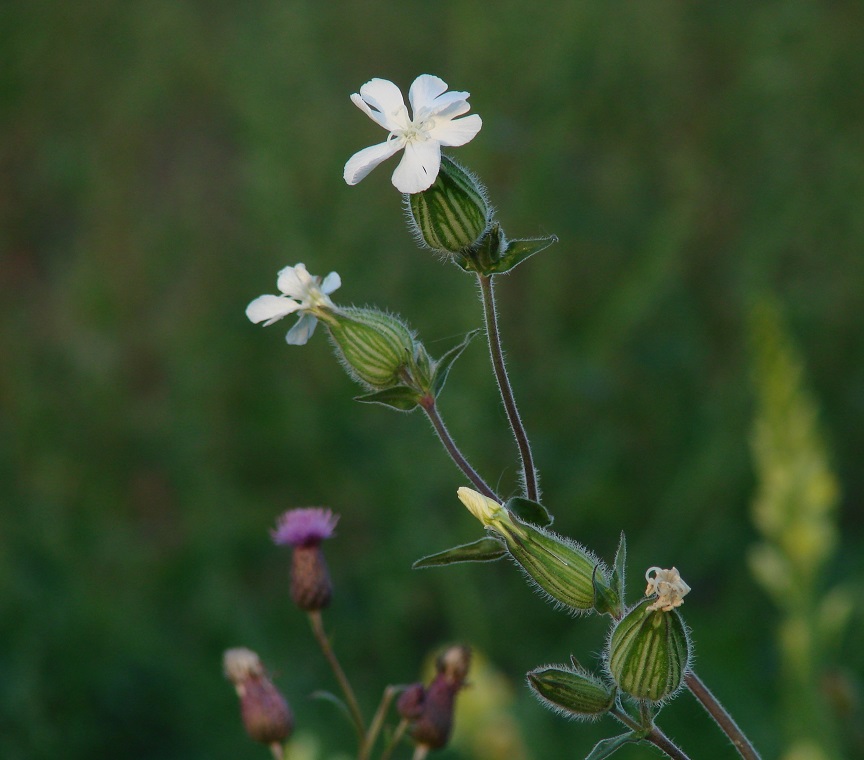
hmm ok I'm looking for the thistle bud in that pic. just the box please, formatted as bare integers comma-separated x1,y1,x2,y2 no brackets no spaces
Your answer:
399,645,472,751
406,156,490,255
272,508,339,612
327,307,418,390
457,488,610,614
527,664,615,720
607,599,692,702
223,648,294,746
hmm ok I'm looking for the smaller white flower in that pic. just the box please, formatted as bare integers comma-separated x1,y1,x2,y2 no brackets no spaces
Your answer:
644,567,691,612
246,263,341,345
344,74,482,194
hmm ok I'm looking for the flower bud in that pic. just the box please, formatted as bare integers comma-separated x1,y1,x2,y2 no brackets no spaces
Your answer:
223,648,294,746
527,664,615,720
457,488,610,614
272,507,339,612
399,645,472,751
327,307,418,390
406,155,490,255
607,599,692,702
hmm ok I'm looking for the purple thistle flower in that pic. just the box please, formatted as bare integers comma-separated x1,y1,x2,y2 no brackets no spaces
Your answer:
271,508,339,547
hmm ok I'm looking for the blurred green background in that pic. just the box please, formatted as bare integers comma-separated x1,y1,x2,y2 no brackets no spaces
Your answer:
2,1,863,758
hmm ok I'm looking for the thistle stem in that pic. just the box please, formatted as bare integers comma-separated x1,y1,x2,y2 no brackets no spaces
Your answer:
477,274,538,501
685,670,760,759
420,396,498,501
379,718,409,760
307,610,365,741
359,685,400,760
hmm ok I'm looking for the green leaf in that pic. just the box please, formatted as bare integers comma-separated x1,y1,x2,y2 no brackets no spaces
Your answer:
596,532,627,617
488,234,558,274
431,329,481,398
504,496,553,527
310,690,353,725
354,385,421,411
585,732,640,759
613,532,627,601
412,537,505,568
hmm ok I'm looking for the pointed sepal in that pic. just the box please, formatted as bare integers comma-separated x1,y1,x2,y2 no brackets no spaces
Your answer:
594,532,627,617
504,496,553,527
431,329,480,398
487,234,559,275
412,537,506,568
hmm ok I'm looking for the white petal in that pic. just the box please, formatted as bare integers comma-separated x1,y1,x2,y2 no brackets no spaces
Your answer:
350,93,393,130
285,313,318,345
320,271,341,295
429,95,471,122
246,295,301,325
430,114,482,147
277,263,311,297
392,140,441,194
408,75,448,115
357,78,407,127
344,140,403,185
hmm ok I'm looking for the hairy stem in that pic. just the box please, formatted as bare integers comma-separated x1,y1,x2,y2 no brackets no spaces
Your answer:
611,706,691,760
420,396,498,500
307,610,365,741
685,670,761,759
477,274,538,501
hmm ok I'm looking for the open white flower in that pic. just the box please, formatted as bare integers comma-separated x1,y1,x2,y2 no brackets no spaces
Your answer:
246,263,341,345
344,74,482,194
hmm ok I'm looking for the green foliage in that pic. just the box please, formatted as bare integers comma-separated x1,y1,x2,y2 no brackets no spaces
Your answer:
2,1,864,759
748,299,857,759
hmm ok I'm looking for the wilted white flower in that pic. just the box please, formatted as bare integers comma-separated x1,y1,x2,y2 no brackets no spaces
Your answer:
246,263,340,345
644,566,691,612
344,74,482,194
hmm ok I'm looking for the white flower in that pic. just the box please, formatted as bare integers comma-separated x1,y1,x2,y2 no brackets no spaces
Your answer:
644,567,691,612
344,74,482,194
246,263,341,345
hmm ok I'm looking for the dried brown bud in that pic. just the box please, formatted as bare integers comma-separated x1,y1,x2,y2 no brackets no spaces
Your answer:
396,683,426,720
402,645,472,751
223,648,294,745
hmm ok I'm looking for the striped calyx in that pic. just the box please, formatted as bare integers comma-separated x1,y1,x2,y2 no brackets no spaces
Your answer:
407,155,490,255
496,517,610,614
527,664,615,719
608,599,691,702
327,307,417,390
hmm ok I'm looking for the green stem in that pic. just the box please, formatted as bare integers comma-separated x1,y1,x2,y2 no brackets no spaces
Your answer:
307,610,366,742
420,396,498,501
610,706,691,760
359,685,400,760
685,670,761,760
379,718,409,760
477,274,538,501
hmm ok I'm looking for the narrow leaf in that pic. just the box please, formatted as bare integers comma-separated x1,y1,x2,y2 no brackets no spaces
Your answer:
431,329,481,397
412,537,505,568
354,385,421,411
504,496,553,527
585,732,640,759
310,690,353,725
489,234,558,274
